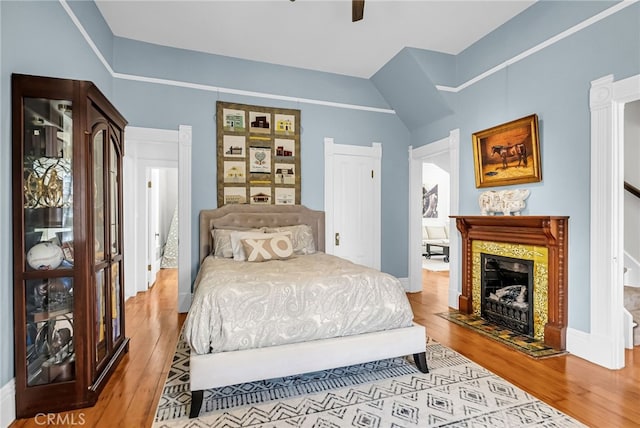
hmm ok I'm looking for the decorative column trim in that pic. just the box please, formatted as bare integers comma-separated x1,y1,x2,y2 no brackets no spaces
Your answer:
178,125,192,313
586,74,640,369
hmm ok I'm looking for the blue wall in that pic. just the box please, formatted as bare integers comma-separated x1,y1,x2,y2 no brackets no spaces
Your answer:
1,0,638,390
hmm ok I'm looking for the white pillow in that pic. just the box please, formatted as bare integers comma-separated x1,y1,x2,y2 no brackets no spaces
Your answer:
212,228,261,258
264,224,316,255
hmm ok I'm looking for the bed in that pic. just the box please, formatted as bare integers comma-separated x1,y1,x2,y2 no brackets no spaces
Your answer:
184,204,428,418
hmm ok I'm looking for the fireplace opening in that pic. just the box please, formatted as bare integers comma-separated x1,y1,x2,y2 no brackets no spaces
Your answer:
480,254,534,336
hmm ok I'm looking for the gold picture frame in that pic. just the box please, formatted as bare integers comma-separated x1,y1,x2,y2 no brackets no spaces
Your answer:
216,101,301,206
472,114,541,188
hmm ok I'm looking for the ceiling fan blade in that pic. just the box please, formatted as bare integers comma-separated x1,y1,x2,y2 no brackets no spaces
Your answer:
352,0,364,22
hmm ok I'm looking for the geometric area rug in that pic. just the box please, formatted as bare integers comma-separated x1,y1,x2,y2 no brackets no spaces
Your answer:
436,310,568,359
152,336,585,427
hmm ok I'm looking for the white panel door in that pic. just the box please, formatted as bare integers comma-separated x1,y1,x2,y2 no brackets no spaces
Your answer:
325,138,381,270
333,154,376,267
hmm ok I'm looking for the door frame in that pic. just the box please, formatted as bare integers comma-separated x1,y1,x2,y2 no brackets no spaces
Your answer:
581,73,640,369
324,137,381,270
408,129,460,298
123,125,192,312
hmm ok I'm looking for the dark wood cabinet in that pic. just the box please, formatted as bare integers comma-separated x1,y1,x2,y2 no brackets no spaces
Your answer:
11,74,129,418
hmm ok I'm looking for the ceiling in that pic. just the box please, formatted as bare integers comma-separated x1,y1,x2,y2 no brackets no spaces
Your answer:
95,0,536,79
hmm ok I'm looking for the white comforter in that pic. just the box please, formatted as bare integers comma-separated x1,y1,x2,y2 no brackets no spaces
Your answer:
183,252,414,355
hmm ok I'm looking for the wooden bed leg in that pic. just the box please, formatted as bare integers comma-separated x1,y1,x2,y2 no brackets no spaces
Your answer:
413,352,429,373
189,390,204,418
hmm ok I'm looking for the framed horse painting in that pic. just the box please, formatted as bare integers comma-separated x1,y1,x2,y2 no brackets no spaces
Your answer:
472,114,541,188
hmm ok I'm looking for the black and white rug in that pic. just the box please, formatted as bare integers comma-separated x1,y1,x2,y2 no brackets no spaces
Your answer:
153,336,585,427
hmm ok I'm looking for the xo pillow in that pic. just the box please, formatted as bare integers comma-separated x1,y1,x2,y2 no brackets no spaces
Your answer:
229,230,291,261
241,235,294,262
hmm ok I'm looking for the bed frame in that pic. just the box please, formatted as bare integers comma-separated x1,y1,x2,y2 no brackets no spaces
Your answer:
190,204,428,418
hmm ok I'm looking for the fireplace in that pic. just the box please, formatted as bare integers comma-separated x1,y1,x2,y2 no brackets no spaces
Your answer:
481,254,534,336
452,216,569,350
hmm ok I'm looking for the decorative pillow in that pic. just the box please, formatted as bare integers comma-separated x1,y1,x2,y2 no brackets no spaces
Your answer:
264,224,316,255
211,228,262,258
241,235,294,262
229,230,291,261
211,229,234,258
426,225,448,240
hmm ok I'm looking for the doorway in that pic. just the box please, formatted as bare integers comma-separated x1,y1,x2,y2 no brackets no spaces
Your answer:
123,125,186,311
408,130,460,302
146,167,178,287
421,160,451,273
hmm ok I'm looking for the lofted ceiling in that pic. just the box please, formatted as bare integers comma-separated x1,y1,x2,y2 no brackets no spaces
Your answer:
95,0,536,79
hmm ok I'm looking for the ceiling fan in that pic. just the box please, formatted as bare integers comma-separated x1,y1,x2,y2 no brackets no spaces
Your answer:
352,0,365,22
289,0,365,22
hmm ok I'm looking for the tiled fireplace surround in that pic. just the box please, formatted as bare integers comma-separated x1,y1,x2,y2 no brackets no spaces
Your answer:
452,216,569,350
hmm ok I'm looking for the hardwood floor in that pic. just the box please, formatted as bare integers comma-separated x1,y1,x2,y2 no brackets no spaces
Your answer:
10,267,640,427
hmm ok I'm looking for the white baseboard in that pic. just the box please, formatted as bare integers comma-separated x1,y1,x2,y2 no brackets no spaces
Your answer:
178,292,192,313
0,379,15,428
398,277,410,292
566,327,625,369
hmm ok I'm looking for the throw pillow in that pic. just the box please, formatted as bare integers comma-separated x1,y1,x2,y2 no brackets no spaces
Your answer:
264,224,316,254
241,235,294,262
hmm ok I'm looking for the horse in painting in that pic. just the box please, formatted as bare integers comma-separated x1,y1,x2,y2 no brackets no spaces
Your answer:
491,143,527,169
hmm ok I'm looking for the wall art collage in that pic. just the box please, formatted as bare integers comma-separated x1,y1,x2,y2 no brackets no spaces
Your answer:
216,101,301,206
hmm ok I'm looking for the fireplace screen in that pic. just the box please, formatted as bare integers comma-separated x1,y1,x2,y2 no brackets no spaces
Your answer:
480,254,534,336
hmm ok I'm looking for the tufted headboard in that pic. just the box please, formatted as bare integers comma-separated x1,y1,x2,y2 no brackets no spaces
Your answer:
199,204,325,263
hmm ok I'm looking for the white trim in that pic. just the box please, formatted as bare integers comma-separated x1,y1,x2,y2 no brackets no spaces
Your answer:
178,125,193,313
324,137,382,270
59,0,636,108
588,73,640,369
408,129,460,299
114,73,395,114
58,0,114,75
0,379,15,428
436,1,638,93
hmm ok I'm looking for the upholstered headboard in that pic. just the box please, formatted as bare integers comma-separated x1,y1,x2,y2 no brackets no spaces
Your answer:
199,204,325,263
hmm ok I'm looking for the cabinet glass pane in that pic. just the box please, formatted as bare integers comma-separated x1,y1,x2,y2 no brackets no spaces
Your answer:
25,278,75,386
111,263,122,341
95,269,107,364
93,132,105,263
109,139,119,255
23,98,73,271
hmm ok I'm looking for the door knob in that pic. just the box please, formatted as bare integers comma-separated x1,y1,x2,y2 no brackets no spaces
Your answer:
335,232,340,246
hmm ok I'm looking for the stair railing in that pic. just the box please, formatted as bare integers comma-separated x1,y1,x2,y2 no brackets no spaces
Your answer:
625,181,640,199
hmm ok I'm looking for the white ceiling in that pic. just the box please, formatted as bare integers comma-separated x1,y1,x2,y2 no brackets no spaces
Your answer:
95,0,536,79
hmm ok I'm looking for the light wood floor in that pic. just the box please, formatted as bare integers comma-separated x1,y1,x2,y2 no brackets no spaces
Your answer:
10,267,640,427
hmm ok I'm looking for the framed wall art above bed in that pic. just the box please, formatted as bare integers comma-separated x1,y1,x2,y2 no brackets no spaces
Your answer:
216,101,301,206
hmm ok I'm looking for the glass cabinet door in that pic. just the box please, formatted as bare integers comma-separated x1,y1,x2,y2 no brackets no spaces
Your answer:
92,129,108,368
109,138,124,343
92,123,125,366
22,97,76,386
